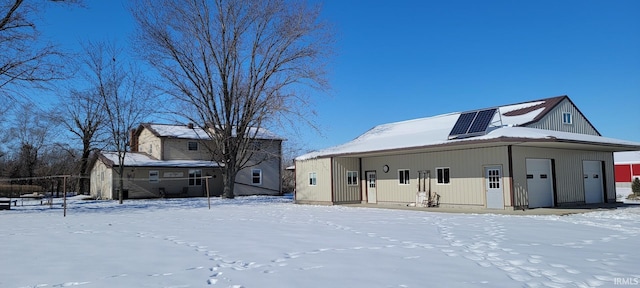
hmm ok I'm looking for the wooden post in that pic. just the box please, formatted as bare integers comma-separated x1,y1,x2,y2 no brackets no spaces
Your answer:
206,176,211,210
49,177,53,209
63,175,67,217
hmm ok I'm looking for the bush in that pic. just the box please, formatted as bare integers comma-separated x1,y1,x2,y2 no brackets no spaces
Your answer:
633,178,640,195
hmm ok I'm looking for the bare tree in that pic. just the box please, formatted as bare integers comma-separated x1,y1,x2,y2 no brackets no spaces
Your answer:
132,0,332,198
0,0,81,101
7,103,49,184
81,40,151,204
51,88,106,194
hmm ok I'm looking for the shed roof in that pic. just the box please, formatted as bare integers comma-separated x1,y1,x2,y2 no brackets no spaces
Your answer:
297,96,640,160
99,152,220,168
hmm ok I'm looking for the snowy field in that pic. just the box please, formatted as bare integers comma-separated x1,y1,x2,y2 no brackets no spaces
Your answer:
1,196,640,288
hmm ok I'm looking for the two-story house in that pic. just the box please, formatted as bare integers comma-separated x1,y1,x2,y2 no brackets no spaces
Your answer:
90,123,283,199
295,95,640,210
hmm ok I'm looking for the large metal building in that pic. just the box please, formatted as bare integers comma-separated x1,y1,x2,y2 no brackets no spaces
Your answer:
295,96,640,210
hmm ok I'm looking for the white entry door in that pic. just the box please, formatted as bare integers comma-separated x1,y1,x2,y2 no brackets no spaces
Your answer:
583,160,604,204
485,166,504,209
526,159,554,208
366,171,377,204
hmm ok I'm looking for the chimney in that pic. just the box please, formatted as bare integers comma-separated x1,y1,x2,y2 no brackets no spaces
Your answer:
187,123,194,129
130,128,138,152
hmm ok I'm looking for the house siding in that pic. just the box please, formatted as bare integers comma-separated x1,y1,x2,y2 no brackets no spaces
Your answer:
360,146,511,208
295,158,333,204
137,128,163,159
234,140,282,196
526,98,599,135
332,157,361,203
163,138,215,161
511,146,614,207
90,160,113,200
114,167,222,199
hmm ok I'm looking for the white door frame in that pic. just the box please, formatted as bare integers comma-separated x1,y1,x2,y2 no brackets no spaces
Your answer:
366,171,377,204
485,166,504,209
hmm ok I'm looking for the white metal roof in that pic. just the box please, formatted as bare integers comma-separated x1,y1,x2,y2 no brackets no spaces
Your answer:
297,99,640,160
101,152,220,168
147,124,282,140
614,151,640,164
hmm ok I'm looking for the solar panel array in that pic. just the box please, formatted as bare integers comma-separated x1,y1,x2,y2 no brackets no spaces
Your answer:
448,108,497,139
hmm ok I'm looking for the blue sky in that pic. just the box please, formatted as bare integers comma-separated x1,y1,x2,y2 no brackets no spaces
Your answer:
40,0,640,152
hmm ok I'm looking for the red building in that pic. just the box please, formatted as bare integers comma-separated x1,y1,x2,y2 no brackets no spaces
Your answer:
615,151,640,184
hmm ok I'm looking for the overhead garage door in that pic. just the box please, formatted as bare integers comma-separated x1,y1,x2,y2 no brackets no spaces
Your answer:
526,159,554,208
583,160,604,204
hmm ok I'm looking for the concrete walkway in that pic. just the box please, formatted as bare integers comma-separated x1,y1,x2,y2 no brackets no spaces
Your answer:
343,202,637,216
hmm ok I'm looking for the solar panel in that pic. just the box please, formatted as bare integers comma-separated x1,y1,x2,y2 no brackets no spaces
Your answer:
448,108,497,140
468,108,496,134
449,112,477,137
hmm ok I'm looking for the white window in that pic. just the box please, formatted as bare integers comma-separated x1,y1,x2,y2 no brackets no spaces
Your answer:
398,169,410,185
189,169,202,186
562,112,572,124
149,170,159,183
188,141,198,151
437,167,450,184
149,144,153,154
347,171,358,186
252,169,262,185
309,172,317,186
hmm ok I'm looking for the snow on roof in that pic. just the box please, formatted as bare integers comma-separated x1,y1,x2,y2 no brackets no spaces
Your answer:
147,124,282,140
149,124,209,139
101,152,220,168
614,151,640,164
297,97,640,160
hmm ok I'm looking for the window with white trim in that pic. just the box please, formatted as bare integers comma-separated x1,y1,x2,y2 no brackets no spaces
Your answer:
437,167,450,184
347,171,358,186
252,169,262,185
309,172,317,186
189,169,202,186
188,141,198,151
562,112,572,124
149,170,159,183
398,169,410,185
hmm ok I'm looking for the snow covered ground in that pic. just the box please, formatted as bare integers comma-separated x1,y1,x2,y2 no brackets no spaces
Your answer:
1,196,640,288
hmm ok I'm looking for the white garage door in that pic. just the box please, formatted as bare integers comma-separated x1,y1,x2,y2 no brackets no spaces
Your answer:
583,160,604,204
526,159,554,208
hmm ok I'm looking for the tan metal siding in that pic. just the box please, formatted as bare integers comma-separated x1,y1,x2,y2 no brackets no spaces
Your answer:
332,157,361,203
295,158,333,203
361,146,510,208
511,146,615,207
526,98,599,135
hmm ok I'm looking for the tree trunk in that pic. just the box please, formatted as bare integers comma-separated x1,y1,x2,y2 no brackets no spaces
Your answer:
118,166,124,204
78,150,90,195
222,161,236,199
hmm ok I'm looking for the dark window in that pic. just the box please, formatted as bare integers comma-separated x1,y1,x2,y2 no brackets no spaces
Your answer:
347,171,358,186
309,172,317,186
399,169,410,185
437,168,450,184
189,169,202,186
188,141,198,151
252,169,262,185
